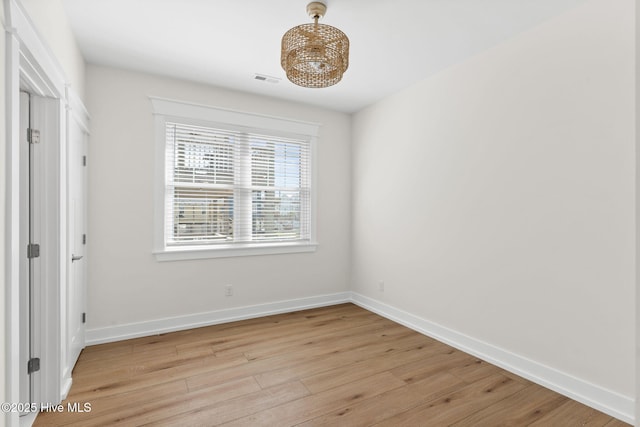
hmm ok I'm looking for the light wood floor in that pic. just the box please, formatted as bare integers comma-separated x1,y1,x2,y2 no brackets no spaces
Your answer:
34,303,630,426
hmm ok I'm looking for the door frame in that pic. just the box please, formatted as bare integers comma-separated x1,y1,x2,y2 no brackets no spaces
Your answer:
5,1,70,425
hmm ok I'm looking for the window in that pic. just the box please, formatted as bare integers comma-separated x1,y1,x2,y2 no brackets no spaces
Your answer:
151,98,318,260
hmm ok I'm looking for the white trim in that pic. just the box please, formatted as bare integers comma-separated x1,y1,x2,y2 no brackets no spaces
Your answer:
149,97,321,139
349,292,634,425
85,292,351,345
60,377,72,401
152,112,166,257
67,86,90,134
8,0,66,97
18,412,36,427
6,16,23,427
154,241,318,261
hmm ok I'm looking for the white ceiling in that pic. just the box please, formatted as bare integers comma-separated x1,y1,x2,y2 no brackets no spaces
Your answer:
61,0,588,113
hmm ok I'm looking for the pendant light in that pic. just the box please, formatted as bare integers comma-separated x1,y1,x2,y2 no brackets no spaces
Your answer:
281,2,350,88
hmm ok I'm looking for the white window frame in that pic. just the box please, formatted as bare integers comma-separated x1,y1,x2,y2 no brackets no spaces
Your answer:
151,97,319,261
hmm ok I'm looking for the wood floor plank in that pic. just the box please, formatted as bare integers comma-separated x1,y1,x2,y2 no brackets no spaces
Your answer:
448,357,509,383
184,336,382,393
185,324,416,393
220,371,406,427
65,377,262,426
299,371,465,427
236,317,397,361
131,305,364,356
147,381,311,427
214,315,395,361
390,348,476,384
73,344,179,376
171,311,387,361
451,384,568,426
33,379,188,427
75,342,133,363
72,347,213,383
33,303,630,427
71,353,249,401
529,399,617,426
300,339,447,394
254,329,431,389
605,419,635,427
373,374,528,426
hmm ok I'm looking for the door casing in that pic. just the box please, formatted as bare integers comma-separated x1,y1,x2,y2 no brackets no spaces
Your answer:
5,1,72,426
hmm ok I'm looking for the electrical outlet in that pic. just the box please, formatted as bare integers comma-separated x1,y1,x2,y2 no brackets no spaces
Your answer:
378,281,385,292
225,284,233,296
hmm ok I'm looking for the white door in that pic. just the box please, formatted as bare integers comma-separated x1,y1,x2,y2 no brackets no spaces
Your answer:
19,91,44,415
68,115,88,369
19,91,31,414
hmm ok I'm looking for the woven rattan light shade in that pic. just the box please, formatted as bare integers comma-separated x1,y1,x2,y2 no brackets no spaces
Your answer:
281,2,349,88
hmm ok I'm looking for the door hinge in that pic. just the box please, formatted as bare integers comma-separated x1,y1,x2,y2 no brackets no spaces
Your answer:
27,357,40,374
82,234,87,245
82,312,86,324
27,128,40,144
83,155,87,166
27,243,40,259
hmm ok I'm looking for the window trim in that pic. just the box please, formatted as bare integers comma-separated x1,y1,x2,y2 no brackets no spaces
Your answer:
150,97,319,261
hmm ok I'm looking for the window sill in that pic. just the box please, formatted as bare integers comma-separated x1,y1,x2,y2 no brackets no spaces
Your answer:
153,241,318,261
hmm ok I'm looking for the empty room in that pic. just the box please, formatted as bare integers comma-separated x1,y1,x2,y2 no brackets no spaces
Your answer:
1,0,637,426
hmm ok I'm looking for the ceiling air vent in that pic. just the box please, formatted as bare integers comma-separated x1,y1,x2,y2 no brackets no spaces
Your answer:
254,74,281,84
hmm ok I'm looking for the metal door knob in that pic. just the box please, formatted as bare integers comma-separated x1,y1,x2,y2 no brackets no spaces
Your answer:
71,254,83,262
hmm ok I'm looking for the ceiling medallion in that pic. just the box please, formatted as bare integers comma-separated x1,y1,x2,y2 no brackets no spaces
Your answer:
281,2,350,88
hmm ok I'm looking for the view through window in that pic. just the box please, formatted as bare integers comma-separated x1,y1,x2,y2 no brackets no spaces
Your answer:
165,122,311,247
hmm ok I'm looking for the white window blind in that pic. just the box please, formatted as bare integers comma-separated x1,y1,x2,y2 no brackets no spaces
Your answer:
165,122,311,247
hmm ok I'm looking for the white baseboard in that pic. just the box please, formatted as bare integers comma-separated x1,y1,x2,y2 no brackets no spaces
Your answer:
60,377,73,400
350,292,634,425
19,411,37,427
85,292,351,345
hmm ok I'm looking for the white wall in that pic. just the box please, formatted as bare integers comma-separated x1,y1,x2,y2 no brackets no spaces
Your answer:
20,0,85,99
85,65,351,332
352,0,634,410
